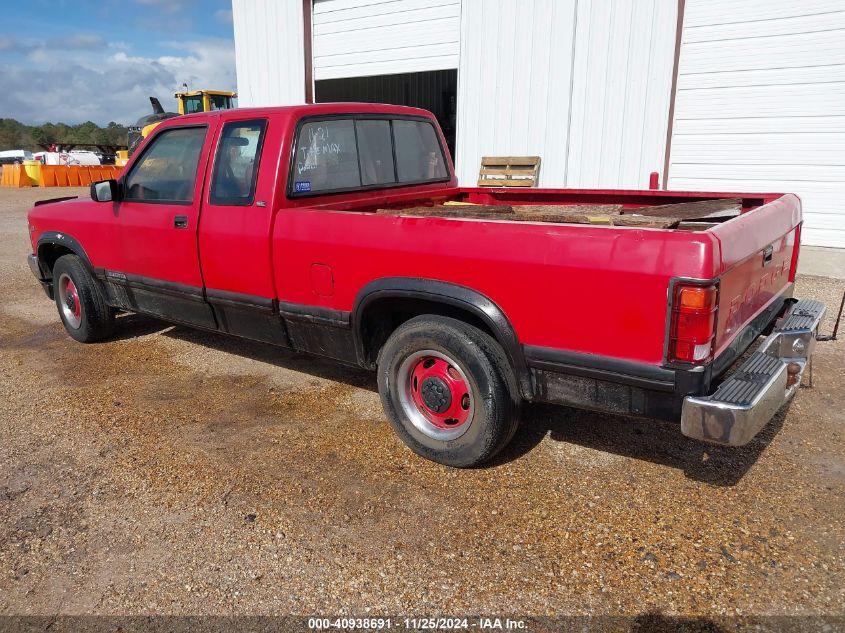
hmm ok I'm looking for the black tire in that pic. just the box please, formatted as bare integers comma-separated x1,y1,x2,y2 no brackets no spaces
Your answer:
52,254,115,343
377,315,521,467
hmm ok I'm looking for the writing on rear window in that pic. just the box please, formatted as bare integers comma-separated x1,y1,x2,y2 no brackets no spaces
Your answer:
291,116,448,196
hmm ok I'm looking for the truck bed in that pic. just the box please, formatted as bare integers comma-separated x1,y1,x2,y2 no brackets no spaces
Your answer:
282,185,799,368
305,186,781,231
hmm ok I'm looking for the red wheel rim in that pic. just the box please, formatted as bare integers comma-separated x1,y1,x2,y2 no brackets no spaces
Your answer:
58,273,82,329
408,355,472,429
67,280,80,318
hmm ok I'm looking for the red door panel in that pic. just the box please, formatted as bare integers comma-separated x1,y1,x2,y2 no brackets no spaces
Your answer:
197,117,280,299
116,124,217,288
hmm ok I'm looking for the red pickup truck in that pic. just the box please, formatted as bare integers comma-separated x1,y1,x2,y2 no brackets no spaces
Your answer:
27,103,826,467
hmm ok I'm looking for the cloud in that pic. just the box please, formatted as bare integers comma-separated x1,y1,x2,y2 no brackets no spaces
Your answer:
214,9,233,24
0,34,107,54
0,36,32,53
47,35,107,50
0,38,237,126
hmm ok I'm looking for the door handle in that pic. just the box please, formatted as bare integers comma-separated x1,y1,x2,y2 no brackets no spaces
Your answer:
174,215,188,229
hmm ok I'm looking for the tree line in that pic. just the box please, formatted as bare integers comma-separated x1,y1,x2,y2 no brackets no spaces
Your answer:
0,118,129,151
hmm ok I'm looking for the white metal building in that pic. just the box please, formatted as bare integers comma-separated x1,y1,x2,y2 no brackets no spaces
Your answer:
232,0,845,248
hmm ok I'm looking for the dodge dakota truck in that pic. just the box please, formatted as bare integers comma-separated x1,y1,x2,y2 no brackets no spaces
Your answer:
27,103,827,467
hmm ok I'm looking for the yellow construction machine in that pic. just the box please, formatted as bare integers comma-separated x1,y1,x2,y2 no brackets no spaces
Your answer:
123,88,237,159
175,89,236,115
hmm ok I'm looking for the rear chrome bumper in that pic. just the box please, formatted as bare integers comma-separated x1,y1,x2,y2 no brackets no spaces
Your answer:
681,299,826,446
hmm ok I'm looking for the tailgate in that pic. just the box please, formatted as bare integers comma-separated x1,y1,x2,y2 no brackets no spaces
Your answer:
709,193,802,357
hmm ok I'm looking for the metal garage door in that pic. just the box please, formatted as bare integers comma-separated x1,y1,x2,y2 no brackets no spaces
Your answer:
667,0,845,248
312,0,460,80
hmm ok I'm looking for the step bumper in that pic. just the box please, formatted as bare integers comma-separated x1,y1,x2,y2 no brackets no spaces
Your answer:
681,299,826,446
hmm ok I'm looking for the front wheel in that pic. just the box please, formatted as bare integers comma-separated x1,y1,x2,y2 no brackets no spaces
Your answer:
377,316,520,467
52,254,115,343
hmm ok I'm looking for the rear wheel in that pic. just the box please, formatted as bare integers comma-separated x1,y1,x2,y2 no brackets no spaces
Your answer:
377,316,520,467
52,254,115,343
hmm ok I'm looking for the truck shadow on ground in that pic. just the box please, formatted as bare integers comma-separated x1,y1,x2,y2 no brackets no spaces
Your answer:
494,401,789,487
114,314,787,487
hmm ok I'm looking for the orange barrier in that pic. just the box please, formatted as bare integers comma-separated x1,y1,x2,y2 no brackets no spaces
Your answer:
67,165,81,187
1,163,122,187
78,167,92,186
40,165,57,187
1,164,32,187
54,167,69,187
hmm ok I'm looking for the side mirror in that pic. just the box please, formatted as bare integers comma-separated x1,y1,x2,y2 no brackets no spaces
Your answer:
91,179,119,203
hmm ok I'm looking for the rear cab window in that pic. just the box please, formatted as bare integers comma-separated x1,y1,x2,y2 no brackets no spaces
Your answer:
290,115,448,197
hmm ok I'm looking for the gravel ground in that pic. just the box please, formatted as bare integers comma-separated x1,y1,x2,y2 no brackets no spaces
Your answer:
0,188,843,625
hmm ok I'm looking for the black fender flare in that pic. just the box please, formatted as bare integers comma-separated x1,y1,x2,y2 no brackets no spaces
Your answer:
352,277,532,399
36,231,96,278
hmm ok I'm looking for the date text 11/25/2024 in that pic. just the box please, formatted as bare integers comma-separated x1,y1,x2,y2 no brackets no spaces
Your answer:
307,617,527,630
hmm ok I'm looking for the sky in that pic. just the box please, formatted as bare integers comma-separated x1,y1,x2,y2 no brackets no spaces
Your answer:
0,0,237,126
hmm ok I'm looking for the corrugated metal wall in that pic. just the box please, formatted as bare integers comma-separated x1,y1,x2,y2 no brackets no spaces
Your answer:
455,0,577,187
667,0,845,248
455,0,677,189
312,0,461,80
566,0,678,188
232,0,305,107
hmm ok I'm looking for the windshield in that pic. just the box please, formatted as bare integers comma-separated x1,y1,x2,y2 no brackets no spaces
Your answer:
182,96,203,114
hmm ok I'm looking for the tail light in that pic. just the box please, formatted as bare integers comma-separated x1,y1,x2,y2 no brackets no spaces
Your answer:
669,283,718,364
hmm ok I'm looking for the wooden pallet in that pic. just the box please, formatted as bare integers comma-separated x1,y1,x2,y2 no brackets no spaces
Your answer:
478,156,541,187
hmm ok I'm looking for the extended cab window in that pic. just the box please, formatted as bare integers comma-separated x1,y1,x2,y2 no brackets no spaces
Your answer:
210,119,267,205
290,116,447,196
124,127,206,203
393,120,448,182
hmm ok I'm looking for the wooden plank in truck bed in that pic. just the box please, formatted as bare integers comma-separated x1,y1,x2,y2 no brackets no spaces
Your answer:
624,198,742,219
376,204,678,228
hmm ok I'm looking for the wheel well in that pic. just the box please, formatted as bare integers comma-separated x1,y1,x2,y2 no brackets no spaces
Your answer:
37,243,76,277
359,296,499,368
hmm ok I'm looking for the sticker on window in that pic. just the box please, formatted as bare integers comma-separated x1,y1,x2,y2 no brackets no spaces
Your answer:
294,181,311,193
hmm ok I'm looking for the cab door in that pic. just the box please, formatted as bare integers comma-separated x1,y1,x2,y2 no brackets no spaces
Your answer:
196,117,287,343
113,123,217,327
